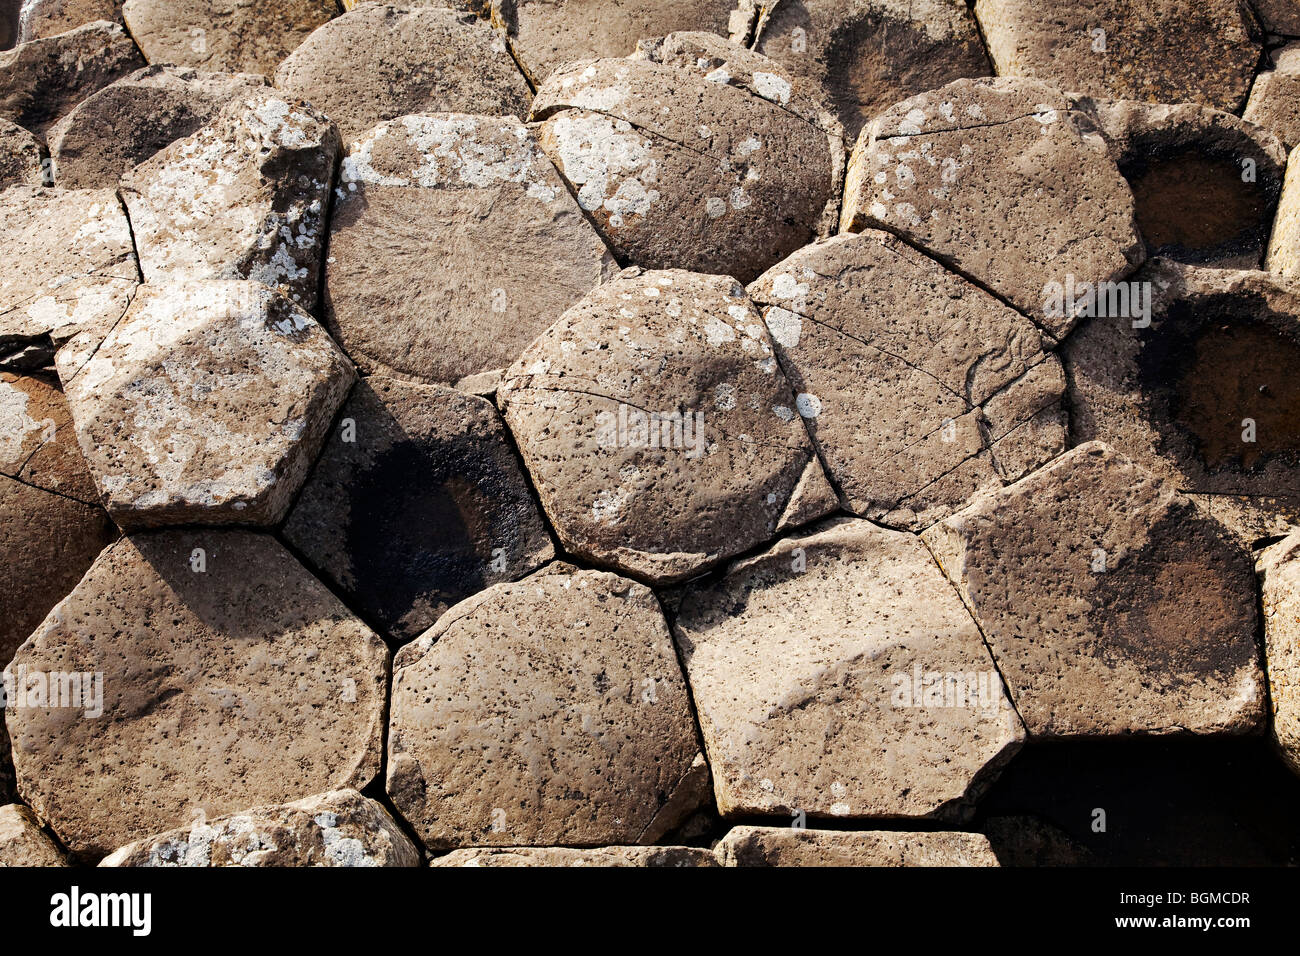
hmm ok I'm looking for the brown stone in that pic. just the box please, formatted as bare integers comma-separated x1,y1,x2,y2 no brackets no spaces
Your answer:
0,116,42,188
1,371,99,503
17,1,122,42
1254,1,1300,36
1245,44,1300,150
715,826,999,866
433,845,718,866
0,804,65,866
1258,532,1300,776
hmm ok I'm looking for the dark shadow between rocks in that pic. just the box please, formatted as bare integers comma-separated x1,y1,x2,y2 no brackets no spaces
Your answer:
0,0,18,51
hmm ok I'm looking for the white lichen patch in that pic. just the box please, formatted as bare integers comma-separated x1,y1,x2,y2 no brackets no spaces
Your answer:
545,113,661,229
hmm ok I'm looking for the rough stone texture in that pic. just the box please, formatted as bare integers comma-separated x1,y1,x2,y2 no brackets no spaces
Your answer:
749,230,1064,530
532,52,837,282
923,442,1267,738
275,4,531,143
973,0,1261,114
0,20,143,137
1259,532,1300,776
751,0,992,142
7,530,388,859
283,376,555,644
498,268,836,584
120,90,339,311
433,845,718,867
1267,144,1300,284
324,112,616,384
1077,98,1286,269
1246,44,1300,151
0,804,65,866
715,826,999,866
1254,0,1300,36
387,568,707,850
122,0,338,76
672,518,1022,821
0,725,10,803
493,0,739,86
48,66,267,190
1,371,99,503
1062,259,1300,545
0,116,42,187
100,789,420,867
17,1,123,42
841,78,1144,338
56,280,353,530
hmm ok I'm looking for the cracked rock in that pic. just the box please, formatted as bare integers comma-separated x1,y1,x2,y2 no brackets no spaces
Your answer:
841,78,1144,338
0,804,66,866
749,230,1065,530
56,280,354,529
671,517,1023,821
275,4,531,143
283,376,555,644
387,567,707,850
715,826,999,866
973,0,1260,113
923,442,1267,738
120,90,339,311
122,0,338,76
1246,45,1300,150
48,65,268,189
6,530,389,859
323,112,616,384
433,845,718,867
0,117,43,188
498,268,837,584
100,789,419,867
1259,532,1300,776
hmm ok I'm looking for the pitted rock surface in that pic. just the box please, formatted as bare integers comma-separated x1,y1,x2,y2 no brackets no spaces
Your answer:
1246,45,1300,151
1258,532,1300,775
715,825,999,866
0,804,66,866
0,116,42,187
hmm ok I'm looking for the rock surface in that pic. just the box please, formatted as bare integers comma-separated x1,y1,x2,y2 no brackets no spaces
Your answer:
923,442,1266,738
323,112,615,384
100,789,419,867
387,568,706,850
715,825,999,866
56,280,354,529
433,845,718,867
0,116,42,187
17,1,123,41
1259,532,1300,776
7,530,388,859
1245,44,1300,150
0,804,66,866
284,376,554,644
498,268,836,584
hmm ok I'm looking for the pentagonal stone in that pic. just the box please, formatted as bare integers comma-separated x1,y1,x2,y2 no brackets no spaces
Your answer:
122,0,337,76
1062,259,1300,544
7,530,388,859
17,1,122,42
47,66,267,189
749,230,1065,530
671,517,1022,821
100,789,420,867
324,113,615,384
1078,98,1286,270
274,4,531,143
433,846,718,867
55,280,354,529
0,21,142,137
0,117,43,188
1246,45,1300,150
923,442,1267,738
532,53,838,282
497,268,837,584
1,371,98,503
120,91,339,310
387,568,707,850
1259,532,1300,776
973,0,1260,113
715,826,999,866
283,376,554,644
751,0,992,142
841,78,1144,338
0,804,66,866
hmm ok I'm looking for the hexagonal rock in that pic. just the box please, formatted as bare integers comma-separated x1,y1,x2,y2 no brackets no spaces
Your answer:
284,377,555,643
1076,98,1287,270
497,268,837,584
7,530,389,859
749,230,1065,530
972,0,1260,114
120,91,339,311
274,4,531,143
1246,43,1300,152
922,442,1267,738
122,0,338,76
715,826,999,866
324,113,616,384
0,21,143,137
100,790,420,867
0,804,66,866
841,78,1144,338
387,568,707,851
1061,259,1300,544
671,517,1022,822
751,0,992,142
433,846,718,867
531,52,838,282
55,280,354,530
16,1,123,42
0,117,43,188
1259,532,1300,776
47,66,268,190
